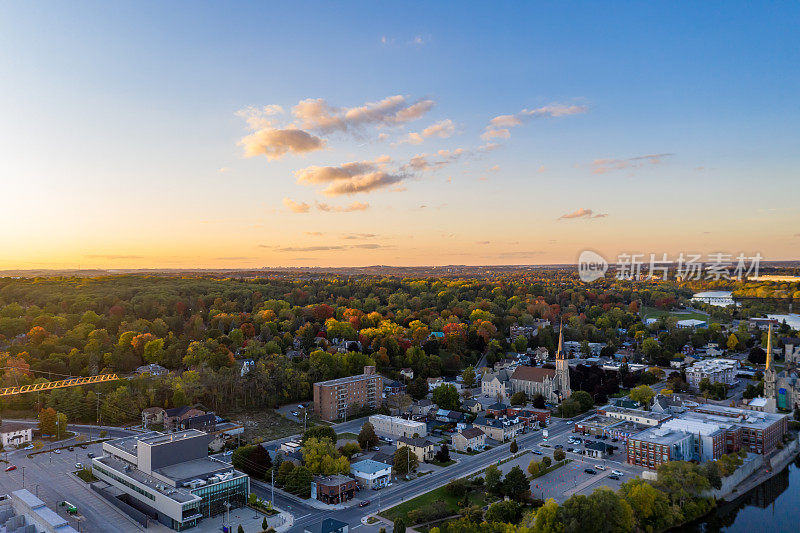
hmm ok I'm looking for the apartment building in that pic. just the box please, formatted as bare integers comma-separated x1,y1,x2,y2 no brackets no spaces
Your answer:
313,366,382,421
368,414,427,438
686,359,739,389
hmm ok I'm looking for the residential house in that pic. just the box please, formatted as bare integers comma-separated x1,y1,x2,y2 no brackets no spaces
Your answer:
481,368,511,400
400,368,414,381
533,347,549,363
384,380,406,396
350,459,392,489
486,403,509,417
396,437,436,462
134,364,169,377
435,409,463,424
461,399,482,414
311,475,358,504
473,416,523,442
164,406,207,431
412,399,437,418
507,407,551,428
427,377,445,391
0,422,33,448
142,407,166,428
452,428,486,452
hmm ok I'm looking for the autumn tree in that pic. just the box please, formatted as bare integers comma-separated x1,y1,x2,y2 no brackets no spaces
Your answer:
38,407,57,436
358,422,378,449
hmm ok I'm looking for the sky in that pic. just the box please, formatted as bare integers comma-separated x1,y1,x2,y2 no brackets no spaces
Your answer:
1,1,799,269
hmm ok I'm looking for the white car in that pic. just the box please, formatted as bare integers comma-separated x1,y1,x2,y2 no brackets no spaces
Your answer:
75,463,83,469
611,470,624,476
54,449,61,454
24,445,34,450
594,465,606,470
223,450,233,456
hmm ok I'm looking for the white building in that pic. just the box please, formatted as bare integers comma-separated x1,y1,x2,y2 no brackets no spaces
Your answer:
1,490,78,533
350,459,392,489
0,422,33,448
368,415,427,438
686,359,739,389
91,430,249,531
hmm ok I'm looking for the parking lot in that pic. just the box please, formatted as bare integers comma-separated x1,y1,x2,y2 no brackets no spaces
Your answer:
0,439,145,532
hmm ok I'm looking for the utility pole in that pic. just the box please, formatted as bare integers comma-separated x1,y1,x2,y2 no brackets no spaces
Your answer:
22,466,25,488
271,468,274,506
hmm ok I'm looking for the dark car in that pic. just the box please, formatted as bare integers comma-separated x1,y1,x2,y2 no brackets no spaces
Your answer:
609,475,620,480
584,468,597,475
359,500,370,507
554,444,563,449
68,447,74,451
87,452,95,458
533,450,543,455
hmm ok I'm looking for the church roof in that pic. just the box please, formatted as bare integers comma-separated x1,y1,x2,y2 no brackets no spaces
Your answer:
510,366,556,383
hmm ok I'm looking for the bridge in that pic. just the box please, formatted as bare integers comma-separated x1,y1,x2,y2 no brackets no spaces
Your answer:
0,373,120,397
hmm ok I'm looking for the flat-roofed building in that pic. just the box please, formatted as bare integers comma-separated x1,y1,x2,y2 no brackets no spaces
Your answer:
596,405,672,427
368,415,427,438
1,489,79,533
313,366,382,421
310,475,358,504
91,430,249,531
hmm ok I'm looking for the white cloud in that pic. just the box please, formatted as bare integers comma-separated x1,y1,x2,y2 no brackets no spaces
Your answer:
482,103,588,141
591,153,673,174
240,128,326,160
293,95,434,133
283,198,311,213
396,119,457,145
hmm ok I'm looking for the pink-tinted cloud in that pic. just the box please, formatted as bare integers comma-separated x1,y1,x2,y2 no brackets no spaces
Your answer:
283,198,311,213
293,95,434,133
315,201,371,212
482,103,588,141
240,128,325,160
591,153,674,174
396,119,457,145
558,208,608,220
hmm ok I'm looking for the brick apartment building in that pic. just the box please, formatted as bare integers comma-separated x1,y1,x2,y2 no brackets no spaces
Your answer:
313,366,383,421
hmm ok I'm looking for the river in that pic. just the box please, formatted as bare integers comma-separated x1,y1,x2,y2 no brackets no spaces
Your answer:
682,456,800,532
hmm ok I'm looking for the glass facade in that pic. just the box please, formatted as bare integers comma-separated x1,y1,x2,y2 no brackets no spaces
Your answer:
192,477,249,518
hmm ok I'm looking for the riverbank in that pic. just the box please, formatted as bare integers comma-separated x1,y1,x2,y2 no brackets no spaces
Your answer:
719,435,799,502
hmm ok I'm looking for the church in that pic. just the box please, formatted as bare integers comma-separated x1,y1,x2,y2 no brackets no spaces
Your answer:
763,324,800,411
508,324,571,404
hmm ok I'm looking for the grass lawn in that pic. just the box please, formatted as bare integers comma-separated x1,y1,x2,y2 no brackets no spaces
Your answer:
231,409,304,442
431,459,456,467
337,432,359,440
641,306,709,322
379,485,489,523
75,468,98,483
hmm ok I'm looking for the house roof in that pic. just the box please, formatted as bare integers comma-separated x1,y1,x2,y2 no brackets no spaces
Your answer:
487,402,508,411
315,518,349,533
398,436,434,448
0,422,30,433
351,459,391,474
459,428,485,439
510,366,556,383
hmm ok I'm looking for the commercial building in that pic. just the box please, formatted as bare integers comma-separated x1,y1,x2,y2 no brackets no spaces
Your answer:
686,359,739,389
452,428,486,452
0,422,33,448
626,405,788,469
596,405,672,427
310,475,358,504
350,459,392,489
473,416,523,442
313,366,382,421
368,415,427,438
396,436,436,462
0,490,78,533
91,430,249,531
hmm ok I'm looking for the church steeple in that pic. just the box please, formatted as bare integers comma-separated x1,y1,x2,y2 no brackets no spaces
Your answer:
766,323,773,371
555,321,571,400
556,323,564,360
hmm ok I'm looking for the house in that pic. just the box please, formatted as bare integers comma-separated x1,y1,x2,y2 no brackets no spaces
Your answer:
585,441,613,459
371,452,394,466
473,416,523,442
239,359,255,376
0,422,33,448
311,475,358,504
452,428,486,452
164,406,207,431
134,364,169,377
481,368,511,400
486,403,509,417
427,377,445,391
400,368,414,381
412,399,437,417
396,436,436,462
534,347,549,363
141,407,166,428
461,399,482,414
305,518,349,533
508,408,551,428
350,459,392,489
384,380,406,396
435,409,463,424
181,413,216,432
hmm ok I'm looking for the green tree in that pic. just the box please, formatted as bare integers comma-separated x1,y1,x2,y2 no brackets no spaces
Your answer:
629,385,655,409
514,335,528,353
237,525,244,533
557,397,581,418
531,498,562,533
339,442,361,459
462,366,476,388
485,464,502,495
38,407,57,436
510,391,528,406
503,466,529,501
393,518,406,533
285,465,312,497
301,437,349,475
554,449,566,462
485,500,523,523
302,425,337,444
619,478,675,532
570,390,594,412
541,456,552,468
432,384,460,410
231,444,272,479
527,458,540,476
275,461,295,486
407,377,429,400
509,439,518,454
394,446,419,475
358,422,378,449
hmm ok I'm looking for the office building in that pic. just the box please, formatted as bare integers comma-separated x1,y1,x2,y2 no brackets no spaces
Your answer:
368,415,427,438
313,366,382,421
91,430,249,531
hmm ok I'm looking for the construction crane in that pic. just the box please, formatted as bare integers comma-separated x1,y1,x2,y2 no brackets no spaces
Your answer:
0,373,120,398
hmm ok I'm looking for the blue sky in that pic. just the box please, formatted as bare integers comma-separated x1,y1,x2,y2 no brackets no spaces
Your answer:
1,1,798,268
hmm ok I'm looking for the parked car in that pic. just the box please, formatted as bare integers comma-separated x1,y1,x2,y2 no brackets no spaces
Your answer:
595,465,606,470
359,500,370,507
371,446,380,451
532,450,543,455
5,465,16,472
608,475,620,480
68,447,74,451
223,450,233,456
24,445,34,450
611,470,624,476
75,463,83,470
554,444,563,449
584,468,597,475
54,449,61,454
87,452,95,458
